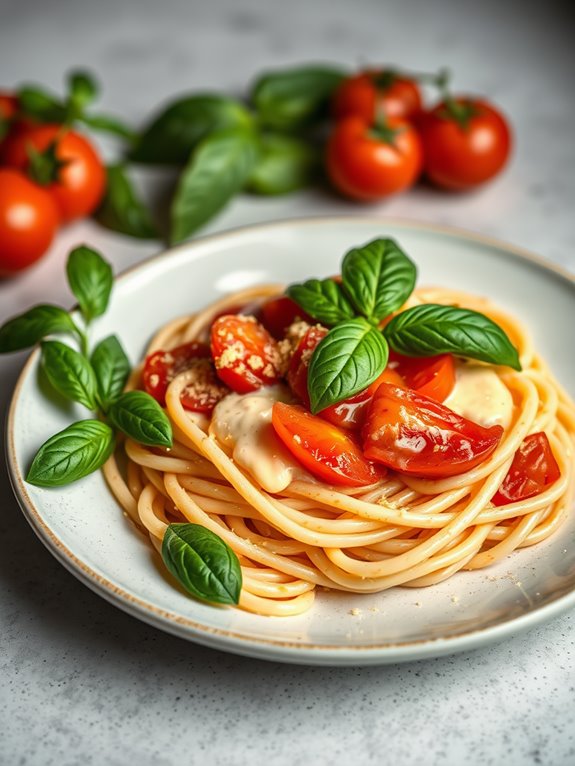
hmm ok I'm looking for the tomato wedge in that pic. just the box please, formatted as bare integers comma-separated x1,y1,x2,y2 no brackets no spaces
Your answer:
320,367,404,430
143,341,228,413
363,383,503,478
287,325,328,406
211,314,281,394
260,295,312,339
491,432,560,507
389,352,455,402
272,402,383,487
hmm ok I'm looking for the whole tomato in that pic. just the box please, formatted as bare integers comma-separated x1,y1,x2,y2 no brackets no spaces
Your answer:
0,169,59,276
326,115,423,200
3,124,105,222
419,99,511,190
333,70,423,122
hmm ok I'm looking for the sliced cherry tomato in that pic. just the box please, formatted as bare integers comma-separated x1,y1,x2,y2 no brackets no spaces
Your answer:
211,314,281,394
491,432,560,507
259,295,312,339
363,383,503,478
320,367,404,431
143,341,228,413
389,352,455,402
272,402,383,487
287,325,328,406
333,70,423,122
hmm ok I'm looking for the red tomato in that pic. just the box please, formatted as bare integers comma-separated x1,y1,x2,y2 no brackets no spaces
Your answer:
3,124,105,221
211,314,281,394
320,367,404,430
419,99,512,190
389,352,455,402
326,115,423,201
272,402,383,487
333,70,423,122
287,325,328,406
143,341,228,413
0,92,18,121
491,432,560,507
259,296,312,339
363,383,503,478
0,169,59,277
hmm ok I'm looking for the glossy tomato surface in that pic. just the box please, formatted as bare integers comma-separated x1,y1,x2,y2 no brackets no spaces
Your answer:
259,295,312,339
320,367,404,430
389,352,455,402
286,324,328,406
333,70,423,122
491,432,560,507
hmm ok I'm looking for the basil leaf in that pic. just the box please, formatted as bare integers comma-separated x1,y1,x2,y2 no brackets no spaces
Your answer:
170,128,259,244
68,70,98,111
26,420,115,487
90,335,131,407
287,279,355,326
162,523,242,605
17,86,66,122
96,164,158,239
41,340,98,410
342,238,416,322
130,94,252,165
384,304,522,370
80,113,136,142
66,245,113,322
251,65,346,131
307,318,389,413
108,390,172,447
0,305,76,352
246,134,318,195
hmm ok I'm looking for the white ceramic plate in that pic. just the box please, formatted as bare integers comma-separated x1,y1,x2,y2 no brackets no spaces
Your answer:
6,218,575,666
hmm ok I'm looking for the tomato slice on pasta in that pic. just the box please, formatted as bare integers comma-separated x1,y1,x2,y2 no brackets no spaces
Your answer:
491,432,560,506
388,351,455,402
259,295,312,339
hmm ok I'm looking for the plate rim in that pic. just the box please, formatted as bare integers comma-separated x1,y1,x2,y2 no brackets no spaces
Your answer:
6,215,575,665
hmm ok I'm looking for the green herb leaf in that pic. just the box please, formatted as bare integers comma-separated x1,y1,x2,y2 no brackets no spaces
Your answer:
162,523,242,605
246,134,318,195
287,279,355,326
17,86,66,123
384,304,522,370
341,238,417,322
130,94,253,165
80,113,136,142
41,340,98,410
96,164,158,239
170,128,259,244
66,245,113,323
67,70,99,112
0,305,77,353
307,318,389,413
251,65,346,131
26,420,115,487
108,390,172,447
90,335,131,408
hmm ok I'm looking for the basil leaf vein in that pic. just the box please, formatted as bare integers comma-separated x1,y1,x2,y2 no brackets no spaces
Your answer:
108,390,172,447
90,335,131,407
287,278,355,326
41,340,98,410
66,245,113,323
0,305,76,352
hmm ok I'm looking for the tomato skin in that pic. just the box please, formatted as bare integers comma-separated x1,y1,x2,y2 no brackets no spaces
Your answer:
491,432,560,507
0,92,18,121
420,99,512,190
0,169,59,276
363,383,503,478
333,71,423,122
259,296,312,339
3,124,105,221
320,367,404,430
326,115,423,201
287,325,328,406
272,402,383,487
211,314,281,394
388,352,455,402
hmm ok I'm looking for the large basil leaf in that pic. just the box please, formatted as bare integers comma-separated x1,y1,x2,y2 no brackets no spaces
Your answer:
90,335,131,408
251,65,346,130
66,246,113,323
170,127,259,244
108,390,172,447
26,420,115,487
307,318,389,413
0,305,76,352
130,94,252,165
96,164,158,239
384,304,522,370
162,523,242,605
246,134,318,195
41,340,98,410
341,238,416,322
287,278,355,326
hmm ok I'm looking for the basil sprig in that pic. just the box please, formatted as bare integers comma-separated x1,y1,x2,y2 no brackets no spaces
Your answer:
287,237,522,412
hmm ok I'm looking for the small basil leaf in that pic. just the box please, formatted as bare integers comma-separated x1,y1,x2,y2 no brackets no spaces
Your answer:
251,65,346,131
246,134,318,195
80,113,136,142
307,318,389,413
170,128,259,244
342,238,417,322
26,420,115,487
66,245,113,322
108,390,172,447
162,523,242,605
90,335,131,407
0,305,76,352
17,86,66,122
96,164,158,239
287,279,355,326
41,340,98,410
67,70,99,111
130,94,253,165
384,304,522,370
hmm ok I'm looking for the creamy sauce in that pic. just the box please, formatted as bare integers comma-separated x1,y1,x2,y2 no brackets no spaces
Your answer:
444,363,513,429
210,385,305,493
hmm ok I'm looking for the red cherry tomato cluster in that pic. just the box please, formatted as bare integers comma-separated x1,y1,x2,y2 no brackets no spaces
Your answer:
0,94,105,276
327,69,512,201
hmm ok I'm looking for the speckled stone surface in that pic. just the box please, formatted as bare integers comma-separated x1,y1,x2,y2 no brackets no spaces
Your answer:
1,1,574,764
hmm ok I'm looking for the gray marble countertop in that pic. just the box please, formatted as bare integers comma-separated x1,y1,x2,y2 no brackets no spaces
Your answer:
1,1,574,764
